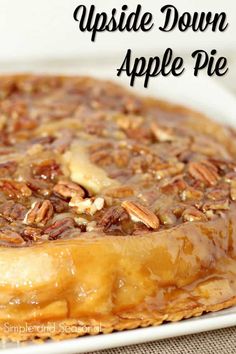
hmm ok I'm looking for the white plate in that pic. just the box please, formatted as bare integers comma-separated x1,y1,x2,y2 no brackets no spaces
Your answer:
1,307,236,354
1,72,236,353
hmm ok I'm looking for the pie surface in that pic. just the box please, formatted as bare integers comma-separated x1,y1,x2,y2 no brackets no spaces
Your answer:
0,75,236,341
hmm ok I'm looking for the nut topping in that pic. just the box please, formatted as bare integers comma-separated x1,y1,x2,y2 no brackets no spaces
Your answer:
24,200,54,226
182,207,207,222
0,75,236,245
202,199,230,212
188,161,219,186
0,180,32,199
44,217,76,240
0,229,25,245
98,206,127,231
53,180,85,199
180,187,203,201
0,201,27,221
151,122,175,142
69,197,104,215
122,201,159,230
155,162,184,180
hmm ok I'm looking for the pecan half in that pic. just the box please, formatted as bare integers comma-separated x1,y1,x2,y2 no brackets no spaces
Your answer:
27,178,52,196
207,187,229,201
180,187,203,201
44,217,75,240
202,199,229,212
0,201,27,221
155,162,184,180
188,161,219,186
32,159,61,180
0,229,25,245
24,200,54,226
53,180,85,199
122,201,159,229
98,206,127,231
0,180,32,199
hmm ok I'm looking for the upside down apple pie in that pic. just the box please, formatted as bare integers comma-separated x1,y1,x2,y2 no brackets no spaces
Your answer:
0,75,236,341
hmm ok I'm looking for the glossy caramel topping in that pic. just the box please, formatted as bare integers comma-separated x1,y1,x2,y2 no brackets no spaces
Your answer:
0,74,236,246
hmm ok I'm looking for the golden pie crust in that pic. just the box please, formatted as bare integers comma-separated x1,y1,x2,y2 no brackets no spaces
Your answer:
0,75,236,341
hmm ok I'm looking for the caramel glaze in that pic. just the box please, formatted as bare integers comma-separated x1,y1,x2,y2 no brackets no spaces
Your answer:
0,75,236,340
0,204,236,339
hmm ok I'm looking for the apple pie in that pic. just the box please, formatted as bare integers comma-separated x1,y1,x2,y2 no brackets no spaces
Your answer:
0,74,236,341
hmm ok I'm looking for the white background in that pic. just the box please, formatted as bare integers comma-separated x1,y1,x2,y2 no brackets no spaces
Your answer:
0,0,235,60
0,0,235,93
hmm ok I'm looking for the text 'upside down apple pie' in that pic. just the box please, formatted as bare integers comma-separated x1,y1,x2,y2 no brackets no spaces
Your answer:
0,75,236,341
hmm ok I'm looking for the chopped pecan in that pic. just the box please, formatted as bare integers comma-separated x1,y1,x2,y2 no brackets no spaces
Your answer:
161,176,187,195
180,187,203,201
53,180,85,199
182,207,207,222
116,114,143,131
22,226,42,241
151,122,175,142
24,200,54,226
172,204,188,218
188,161,219,186
122,201,159,229
44,217,76,240
69,197,104,215
202,199,229,212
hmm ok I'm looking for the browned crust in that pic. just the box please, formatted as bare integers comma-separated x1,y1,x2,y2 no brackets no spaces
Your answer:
1,297,236,342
